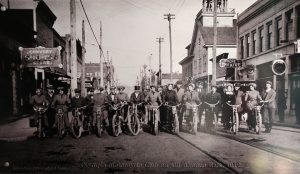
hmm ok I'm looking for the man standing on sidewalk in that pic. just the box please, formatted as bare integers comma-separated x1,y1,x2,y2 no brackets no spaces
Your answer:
261,81,276,133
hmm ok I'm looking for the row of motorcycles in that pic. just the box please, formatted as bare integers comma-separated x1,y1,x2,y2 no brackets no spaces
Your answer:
32,100,266,139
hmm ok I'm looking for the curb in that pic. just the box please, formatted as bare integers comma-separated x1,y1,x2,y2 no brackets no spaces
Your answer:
273,122,300,129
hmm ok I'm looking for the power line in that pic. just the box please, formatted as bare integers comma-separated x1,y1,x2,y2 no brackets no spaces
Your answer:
79,0,104,57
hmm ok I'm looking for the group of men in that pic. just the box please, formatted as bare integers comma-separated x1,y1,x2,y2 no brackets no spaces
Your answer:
30,79,277,136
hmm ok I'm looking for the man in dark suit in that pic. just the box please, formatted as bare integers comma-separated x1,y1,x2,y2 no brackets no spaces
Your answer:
204,85,221,130
261,81,276,133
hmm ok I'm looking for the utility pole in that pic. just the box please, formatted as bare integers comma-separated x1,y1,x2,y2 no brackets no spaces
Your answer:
99,21,104,87
149,54,152,85
143,65,147,87
156,37,164,85
164,13,175,83
212,0,218,86
81,20,86,96
70,0,77,95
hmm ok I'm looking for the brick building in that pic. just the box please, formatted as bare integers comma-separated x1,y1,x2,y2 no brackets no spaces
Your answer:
237,0,300,114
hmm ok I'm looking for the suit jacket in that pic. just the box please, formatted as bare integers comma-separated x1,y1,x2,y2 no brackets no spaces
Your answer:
116,92,129,103
130,92,144,104
107,93,117,104
71,96,86,108
175,87,185,103
162,90,178,105
197,88,206,102
145,91,162,106
261,89,276,109
234,90,244,112
245,90,262,110
183,90,200,105
52,94,71,112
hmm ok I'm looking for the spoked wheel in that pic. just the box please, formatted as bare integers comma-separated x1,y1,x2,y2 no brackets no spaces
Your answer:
128,113,140,136
153,111,159,135
173,113,179,134
71,117,82,139
96,114,103,137
255,113,262,134
232,112,239,135
37,117,43,139
192,113,198,134
213,113,218,130
112,114,121,137
57,115,64,139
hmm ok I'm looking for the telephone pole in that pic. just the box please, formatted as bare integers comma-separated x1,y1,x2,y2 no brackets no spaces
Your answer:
164,13,175,83
70,0,77,95
99,21,104,87
149,54,153,85
212,0,218,85
81,20,86,96
156,37,164,85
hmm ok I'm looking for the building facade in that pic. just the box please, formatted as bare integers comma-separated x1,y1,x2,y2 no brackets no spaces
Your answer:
179,0,237,91
237,0,300,114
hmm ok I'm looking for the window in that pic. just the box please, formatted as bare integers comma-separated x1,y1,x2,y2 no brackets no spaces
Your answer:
246,34,250,57
252,31,257,55
240,37,244,59
276,17,283,46
267,22,273,50
286,10,293,41
259,27,264,52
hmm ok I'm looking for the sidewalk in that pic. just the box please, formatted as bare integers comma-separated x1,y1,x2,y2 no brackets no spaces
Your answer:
273,113,300,129
0,115,36,142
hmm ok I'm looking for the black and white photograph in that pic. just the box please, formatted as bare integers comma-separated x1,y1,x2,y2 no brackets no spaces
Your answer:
0,0,300,173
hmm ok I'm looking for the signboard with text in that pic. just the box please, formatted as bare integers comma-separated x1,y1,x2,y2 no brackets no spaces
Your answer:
20,47,61,68
219,59,243,68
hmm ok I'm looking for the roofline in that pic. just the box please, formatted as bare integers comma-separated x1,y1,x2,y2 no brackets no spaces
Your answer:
204,44,237,47
179,55,194,65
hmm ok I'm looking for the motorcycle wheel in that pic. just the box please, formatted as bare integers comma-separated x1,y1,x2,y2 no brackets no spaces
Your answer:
192,113,198,134
71,117,82,139
255,113,262,134
173,113,179,134
57,115,64,139
128,113,140,136
96,114,103,137
112,114,121,137
153,112,159,135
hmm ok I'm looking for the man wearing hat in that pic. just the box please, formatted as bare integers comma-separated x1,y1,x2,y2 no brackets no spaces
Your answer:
52,87,71,130
162,83,179,129
71,89,86,109
182,83,200,132
245,83,262,130
261,81,276,133
130,85,145,122
175,81,185,130
93,86,109,127
107,86,117,104
145,85,162,124
85,88,95,120
45,85,56,130
233,83,245,120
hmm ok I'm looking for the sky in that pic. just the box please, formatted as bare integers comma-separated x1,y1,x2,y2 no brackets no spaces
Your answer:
6,0,257,85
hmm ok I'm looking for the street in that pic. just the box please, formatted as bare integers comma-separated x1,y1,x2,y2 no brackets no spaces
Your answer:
0,123,300,173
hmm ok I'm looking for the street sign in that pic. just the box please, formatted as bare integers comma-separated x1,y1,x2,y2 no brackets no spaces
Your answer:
219,59,243,68
20,47,61,67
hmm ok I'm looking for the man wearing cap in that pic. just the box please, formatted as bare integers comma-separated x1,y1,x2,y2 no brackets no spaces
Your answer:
130,85,145,121
261,81,276,133
52,87,71,130
182,83,200,132
234,83,245,121
245,83,262,130
204,85,221,130
108,86,118,104
93,86,109,127
30,88,49,127
175,81,185,130
45,85,56,130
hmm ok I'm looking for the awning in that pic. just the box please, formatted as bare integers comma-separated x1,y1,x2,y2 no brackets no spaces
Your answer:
44,67,71,78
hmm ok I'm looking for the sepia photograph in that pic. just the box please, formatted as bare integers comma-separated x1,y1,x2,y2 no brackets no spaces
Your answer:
0,0,300,173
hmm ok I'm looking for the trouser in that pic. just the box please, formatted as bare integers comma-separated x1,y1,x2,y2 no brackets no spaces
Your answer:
247,109,256,128
278,109,285,122
263,107,275,129
205,110,217,130
46,108,55,128
223,107,233,129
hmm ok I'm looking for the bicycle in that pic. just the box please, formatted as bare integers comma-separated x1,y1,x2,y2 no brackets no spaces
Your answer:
185,102,202,134
147,104,163,135
70,106,87,139
94,104,109,137
226,102,242,134
253,101,265,134
204,101,220,131
164,103,181,134
111,101,140,137
33,106,48,139
129,102,144,134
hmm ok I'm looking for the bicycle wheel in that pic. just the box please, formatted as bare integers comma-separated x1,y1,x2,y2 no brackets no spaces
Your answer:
233,112,239,135
255,113,262,134
57,115,64,139
213,113,217,130
128,113,140,136
71,117,82,139
112,114,121,137
96,114,103,137
192,113,198,134
153,111,159,135
174,113,179,134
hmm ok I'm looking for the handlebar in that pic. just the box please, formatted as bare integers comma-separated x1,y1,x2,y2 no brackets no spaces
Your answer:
226,102,242,108
74,105,88,110
204,101,219,107
164,102,181,108
186,102,202,107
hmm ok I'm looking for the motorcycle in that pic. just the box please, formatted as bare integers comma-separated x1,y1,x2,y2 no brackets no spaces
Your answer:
33,106,48,139
70,106,88,139
163,103,180,134
226,102,242,134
